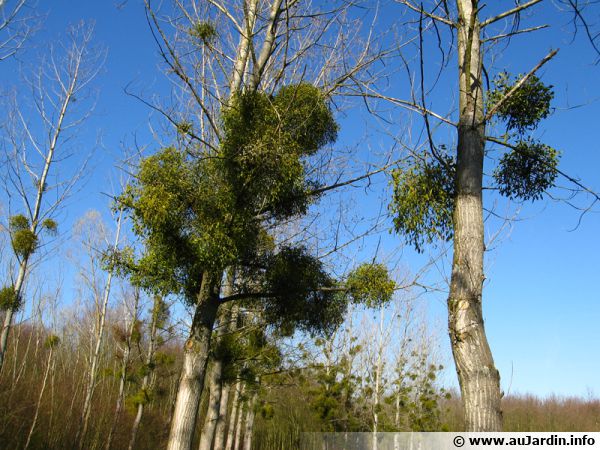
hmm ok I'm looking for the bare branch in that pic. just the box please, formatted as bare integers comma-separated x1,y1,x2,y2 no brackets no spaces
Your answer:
485,48,558,122
481,0,543,28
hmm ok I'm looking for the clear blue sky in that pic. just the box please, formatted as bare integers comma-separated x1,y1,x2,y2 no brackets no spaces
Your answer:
2,1,599,398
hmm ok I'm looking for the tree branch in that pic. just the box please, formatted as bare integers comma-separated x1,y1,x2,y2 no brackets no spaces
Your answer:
485,48,558,122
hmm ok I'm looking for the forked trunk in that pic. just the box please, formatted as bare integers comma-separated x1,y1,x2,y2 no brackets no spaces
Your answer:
450,0,502,431
166,272,221,450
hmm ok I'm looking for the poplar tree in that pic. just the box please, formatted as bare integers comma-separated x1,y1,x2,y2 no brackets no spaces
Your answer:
388,0,567,431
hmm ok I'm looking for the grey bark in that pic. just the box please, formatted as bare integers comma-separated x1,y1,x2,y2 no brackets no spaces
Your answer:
232,384,246,450
448,0,502,431
106,289,140,450
128,296,161,450
225,381,243,450
198,305,233,450
23,344,54,450
213,383,231,450
166,272,221,450
242,390,258,450
77,209,124,449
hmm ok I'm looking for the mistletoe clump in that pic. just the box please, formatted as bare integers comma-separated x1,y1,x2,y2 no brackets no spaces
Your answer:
221,83,338,218
390,157,455,253
9,214,37,259
189,21,217,45
262,246,344,336
487,72,554,134
346,263,396,308
494,139,559,201
0,286,21,311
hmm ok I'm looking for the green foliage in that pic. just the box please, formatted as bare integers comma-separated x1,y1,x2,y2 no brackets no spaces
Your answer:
9,214,29,230
122,84,340,341
263,246,346,336
128,388,151,408
176,120,193,135
9,214,37,258
11,229,38,258
221,84,337,218
42,218,58,235
390,157,455,252
346,263,396,308
119,147,244,298
0,286,21,310
487,72,554,134
151,296,170,329
44,335,60,348
189,21,217,45
494,140,559,201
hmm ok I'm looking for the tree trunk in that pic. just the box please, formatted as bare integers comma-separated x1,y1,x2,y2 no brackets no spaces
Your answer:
106,289,140,450
198,276,235,450
166,272,221,450
449,0,502,431
23,345,54,450
128,296,161,450
213,383,231,450
242,391,258,450
232,384,246,450
0,259,28,372
198,359,224,450
225,381,243,450
77,210,124,449
371,309,384,450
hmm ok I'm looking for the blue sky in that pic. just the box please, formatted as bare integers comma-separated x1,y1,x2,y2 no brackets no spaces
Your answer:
1,1,599,398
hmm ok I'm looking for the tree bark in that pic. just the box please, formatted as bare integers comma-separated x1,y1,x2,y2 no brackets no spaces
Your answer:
23,345,54,450
449,0,502,431
225,381,243,450
166,272,221,450
213,383,231,450
106,289,140,450
242,390,258,450
232,384,246,450
198,304,233,450
77,209,124,450
128,296,161,450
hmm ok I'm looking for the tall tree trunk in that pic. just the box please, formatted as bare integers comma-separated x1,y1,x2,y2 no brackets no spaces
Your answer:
0,259,28,372
225,381,243,450
77,209,124,449
198,276,235,450
0,31,91,371
232,384,246,450
167,272,221,450
198,359,224,450
242,390,258,450
23,344,54,450
128,296,161,450
213,383,231,450
371,309,384,450
106,289,140,450
449,0,502,431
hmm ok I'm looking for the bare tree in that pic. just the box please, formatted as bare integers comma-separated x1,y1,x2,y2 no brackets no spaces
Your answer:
127,295,167,450
75,208,125,449
105,287,141,450
0,0,34,61
0,23,103,372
